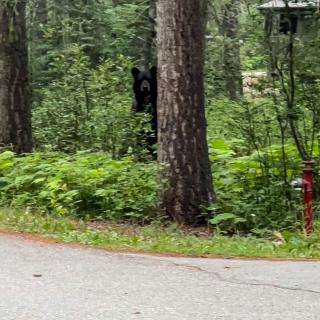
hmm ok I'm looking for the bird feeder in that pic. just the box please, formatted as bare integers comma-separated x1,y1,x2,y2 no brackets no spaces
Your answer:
258,0,319,37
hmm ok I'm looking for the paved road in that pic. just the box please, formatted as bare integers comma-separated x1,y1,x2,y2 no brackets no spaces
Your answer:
1,233,320,320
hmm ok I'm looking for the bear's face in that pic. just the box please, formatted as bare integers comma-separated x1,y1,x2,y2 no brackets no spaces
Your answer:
131,66,157,107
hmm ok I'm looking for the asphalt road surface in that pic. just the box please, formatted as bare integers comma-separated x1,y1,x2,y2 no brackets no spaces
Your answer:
1,233,320,320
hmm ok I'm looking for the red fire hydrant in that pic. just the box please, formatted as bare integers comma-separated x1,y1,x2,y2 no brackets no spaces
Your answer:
302,161,313,235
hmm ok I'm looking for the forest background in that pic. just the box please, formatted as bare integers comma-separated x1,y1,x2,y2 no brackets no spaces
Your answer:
1,0,320,241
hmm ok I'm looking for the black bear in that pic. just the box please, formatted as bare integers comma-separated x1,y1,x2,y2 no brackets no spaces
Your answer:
131,66,157,157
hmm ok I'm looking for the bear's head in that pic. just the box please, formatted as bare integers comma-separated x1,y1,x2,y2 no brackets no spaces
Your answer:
131,66,157,109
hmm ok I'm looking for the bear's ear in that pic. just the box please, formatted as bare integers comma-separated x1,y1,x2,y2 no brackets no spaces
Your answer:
131,67,140,78
150,66,157,77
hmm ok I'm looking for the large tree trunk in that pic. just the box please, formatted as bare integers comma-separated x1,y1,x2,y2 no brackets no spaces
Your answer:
157,0,214,225
0,0,33,154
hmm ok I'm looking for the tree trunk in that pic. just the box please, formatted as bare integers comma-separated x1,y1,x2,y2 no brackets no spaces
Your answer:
157,0,214,226
221,0,243,100
0,0,33,154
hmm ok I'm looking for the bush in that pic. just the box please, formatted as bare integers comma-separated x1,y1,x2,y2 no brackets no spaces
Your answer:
0,151,161,222
209,138,304,233
32,47,153,159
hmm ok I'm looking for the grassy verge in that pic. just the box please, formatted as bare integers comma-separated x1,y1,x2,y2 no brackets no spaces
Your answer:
1,208,320,259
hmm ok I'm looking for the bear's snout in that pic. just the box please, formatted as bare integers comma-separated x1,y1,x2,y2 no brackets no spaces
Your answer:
140,80,151,92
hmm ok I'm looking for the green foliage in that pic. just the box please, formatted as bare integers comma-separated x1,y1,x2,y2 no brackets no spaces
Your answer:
104,1,156,63
239,5,266,71
210,139,303,233
0,151,160,222
206,97,310,233
209,213,247,233
32,47,153,158
27,0,155,88
2,208,320,259
22,0,320,234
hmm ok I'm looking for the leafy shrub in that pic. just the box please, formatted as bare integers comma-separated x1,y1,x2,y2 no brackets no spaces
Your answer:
209,138,305,233
0,151,160,222
32,46,153,159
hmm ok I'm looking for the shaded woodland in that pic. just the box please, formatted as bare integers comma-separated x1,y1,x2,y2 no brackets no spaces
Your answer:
0,0,320,234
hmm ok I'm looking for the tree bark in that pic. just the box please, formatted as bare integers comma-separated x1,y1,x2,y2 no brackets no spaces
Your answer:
157,0,214,225
221,0,243,100
0,0,33,154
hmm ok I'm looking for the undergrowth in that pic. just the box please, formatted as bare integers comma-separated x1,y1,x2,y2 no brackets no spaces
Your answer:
1,209,320,259
0,151,160,223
